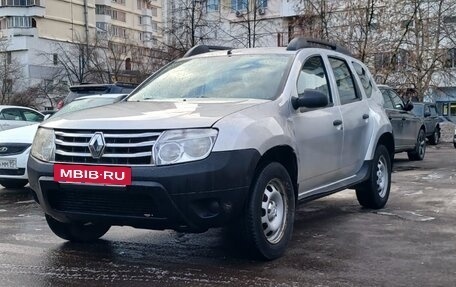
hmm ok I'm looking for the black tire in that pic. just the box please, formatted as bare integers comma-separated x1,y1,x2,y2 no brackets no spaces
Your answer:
240,162,295,260
428,128,440,145
0,179,28,189
407,129,426,161
356,145,391,209
45,214,110,242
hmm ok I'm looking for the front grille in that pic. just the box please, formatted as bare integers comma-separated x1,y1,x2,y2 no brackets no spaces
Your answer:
0,168,25,176
54,129,161,165
48,189,159,218
0,144,31,156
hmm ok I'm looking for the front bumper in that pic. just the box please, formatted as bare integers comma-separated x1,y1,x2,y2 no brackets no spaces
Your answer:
0,149,30,180
28,149,260,231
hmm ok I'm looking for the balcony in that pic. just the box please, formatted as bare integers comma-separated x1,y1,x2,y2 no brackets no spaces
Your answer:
0,5,45,17
281,0,304,17
141,8,152,17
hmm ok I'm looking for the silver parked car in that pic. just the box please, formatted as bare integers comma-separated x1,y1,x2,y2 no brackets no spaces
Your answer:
28,38,394,260
379,85,426,161
0,105,44,131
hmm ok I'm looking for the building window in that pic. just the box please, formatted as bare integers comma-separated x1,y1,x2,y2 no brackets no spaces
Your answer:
0,0,40,6
111,0,125,5
95,5,111,15
111,9,126,22
232,0,247,11
374,50,408,71
125,58,131,71
207,0,219,12
151,21,157,31
137,0,144,9
96,22,110,32
53,53,58,65
151,7,157,16
257,0,267,8
445,48,456,68
7,16,32,28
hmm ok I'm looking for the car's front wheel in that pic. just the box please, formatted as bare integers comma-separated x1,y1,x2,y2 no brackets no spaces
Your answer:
0,179,28,189
356,145,391,209
407,129,426,161
240,162,295,260
45,215,110,242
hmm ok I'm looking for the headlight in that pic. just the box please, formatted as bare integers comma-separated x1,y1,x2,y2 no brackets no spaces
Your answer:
153,129,218,165
31,128,55,162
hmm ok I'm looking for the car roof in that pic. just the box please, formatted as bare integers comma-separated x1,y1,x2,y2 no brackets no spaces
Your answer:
0,105,42,113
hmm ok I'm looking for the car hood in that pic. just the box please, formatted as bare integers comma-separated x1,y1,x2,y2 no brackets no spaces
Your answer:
0,123,39,144
41,99,269,130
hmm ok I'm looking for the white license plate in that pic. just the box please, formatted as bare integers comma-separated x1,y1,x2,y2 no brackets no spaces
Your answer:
0,158,17,169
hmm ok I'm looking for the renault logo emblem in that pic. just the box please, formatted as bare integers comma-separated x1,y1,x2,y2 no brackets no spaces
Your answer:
0,147,7,153
88,132,106,159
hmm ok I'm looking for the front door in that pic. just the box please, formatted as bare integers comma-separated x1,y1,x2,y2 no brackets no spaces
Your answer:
291,55,343,192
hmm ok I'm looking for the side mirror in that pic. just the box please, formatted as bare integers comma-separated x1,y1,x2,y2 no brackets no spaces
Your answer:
424,111,431,117
292,89,329,110
404,102,414,111
44,114,51,120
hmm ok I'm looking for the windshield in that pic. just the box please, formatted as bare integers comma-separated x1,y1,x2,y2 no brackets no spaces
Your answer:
127,54,293,101
412,104,424,116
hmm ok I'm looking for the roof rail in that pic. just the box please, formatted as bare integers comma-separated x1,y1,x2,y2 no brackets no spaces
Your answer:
286,37,352,56
183,45,234,58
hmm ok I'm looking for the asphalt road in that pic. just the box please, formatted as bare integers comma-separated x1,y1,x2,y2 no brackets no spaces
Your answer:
1,144,455,287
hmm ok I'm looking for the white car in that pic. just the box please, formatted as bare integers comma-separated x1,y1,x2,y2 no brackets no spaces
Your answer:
0,105,44,131
0,94,127,189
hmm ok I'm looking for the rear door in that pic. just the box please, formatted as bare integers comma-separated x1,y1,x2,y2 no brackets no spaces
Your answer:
327,57,371,177
389,90,421,147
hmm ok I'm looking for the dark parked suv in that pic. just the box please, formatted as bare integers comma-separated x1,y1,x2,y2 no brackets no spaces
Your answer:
57,83,137,109
379,85,426,161
411,102,440,145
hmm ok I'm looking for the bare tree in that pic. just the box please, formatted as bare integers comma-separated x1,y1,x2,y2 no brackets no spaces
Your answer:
0,39,25,105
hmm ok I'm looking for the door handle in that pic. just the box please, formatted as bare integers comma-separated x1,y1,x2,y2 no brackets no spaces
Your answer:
402,117,406,121
362,114,369,119
333,120,343,126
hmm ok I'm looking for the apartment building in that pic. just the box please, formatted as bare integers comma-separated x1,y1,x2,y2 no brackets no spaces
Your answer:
165,0,456,104
0,0,163,100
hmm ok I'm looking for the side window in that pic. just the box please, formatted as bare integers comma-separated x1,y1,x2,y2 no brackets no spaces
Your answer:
2,109,23,121
22,110,44,122
430,105,438,117
424,105,431,116
352,62,373,98
381,90,394,109
389,90,404,110
297,56,332,104
328,57,359,105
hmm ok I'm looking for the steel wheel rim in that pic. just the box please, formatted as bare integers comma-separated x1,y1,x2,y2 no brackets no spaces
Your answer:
418,132,426,157
261,179,287,244
376,155,388,198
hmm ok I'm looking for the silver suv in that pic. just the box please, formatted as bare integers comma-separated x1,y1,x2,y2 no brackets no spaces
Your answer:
28,38,394,260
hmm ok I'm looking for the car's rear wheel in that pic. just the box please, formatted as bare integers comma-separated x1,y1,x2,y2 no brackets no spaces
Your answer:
0,179,28,189
407,129,426,161
356,145,391,209
45,214,110,242
240,162,295,260
429,128,440,145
